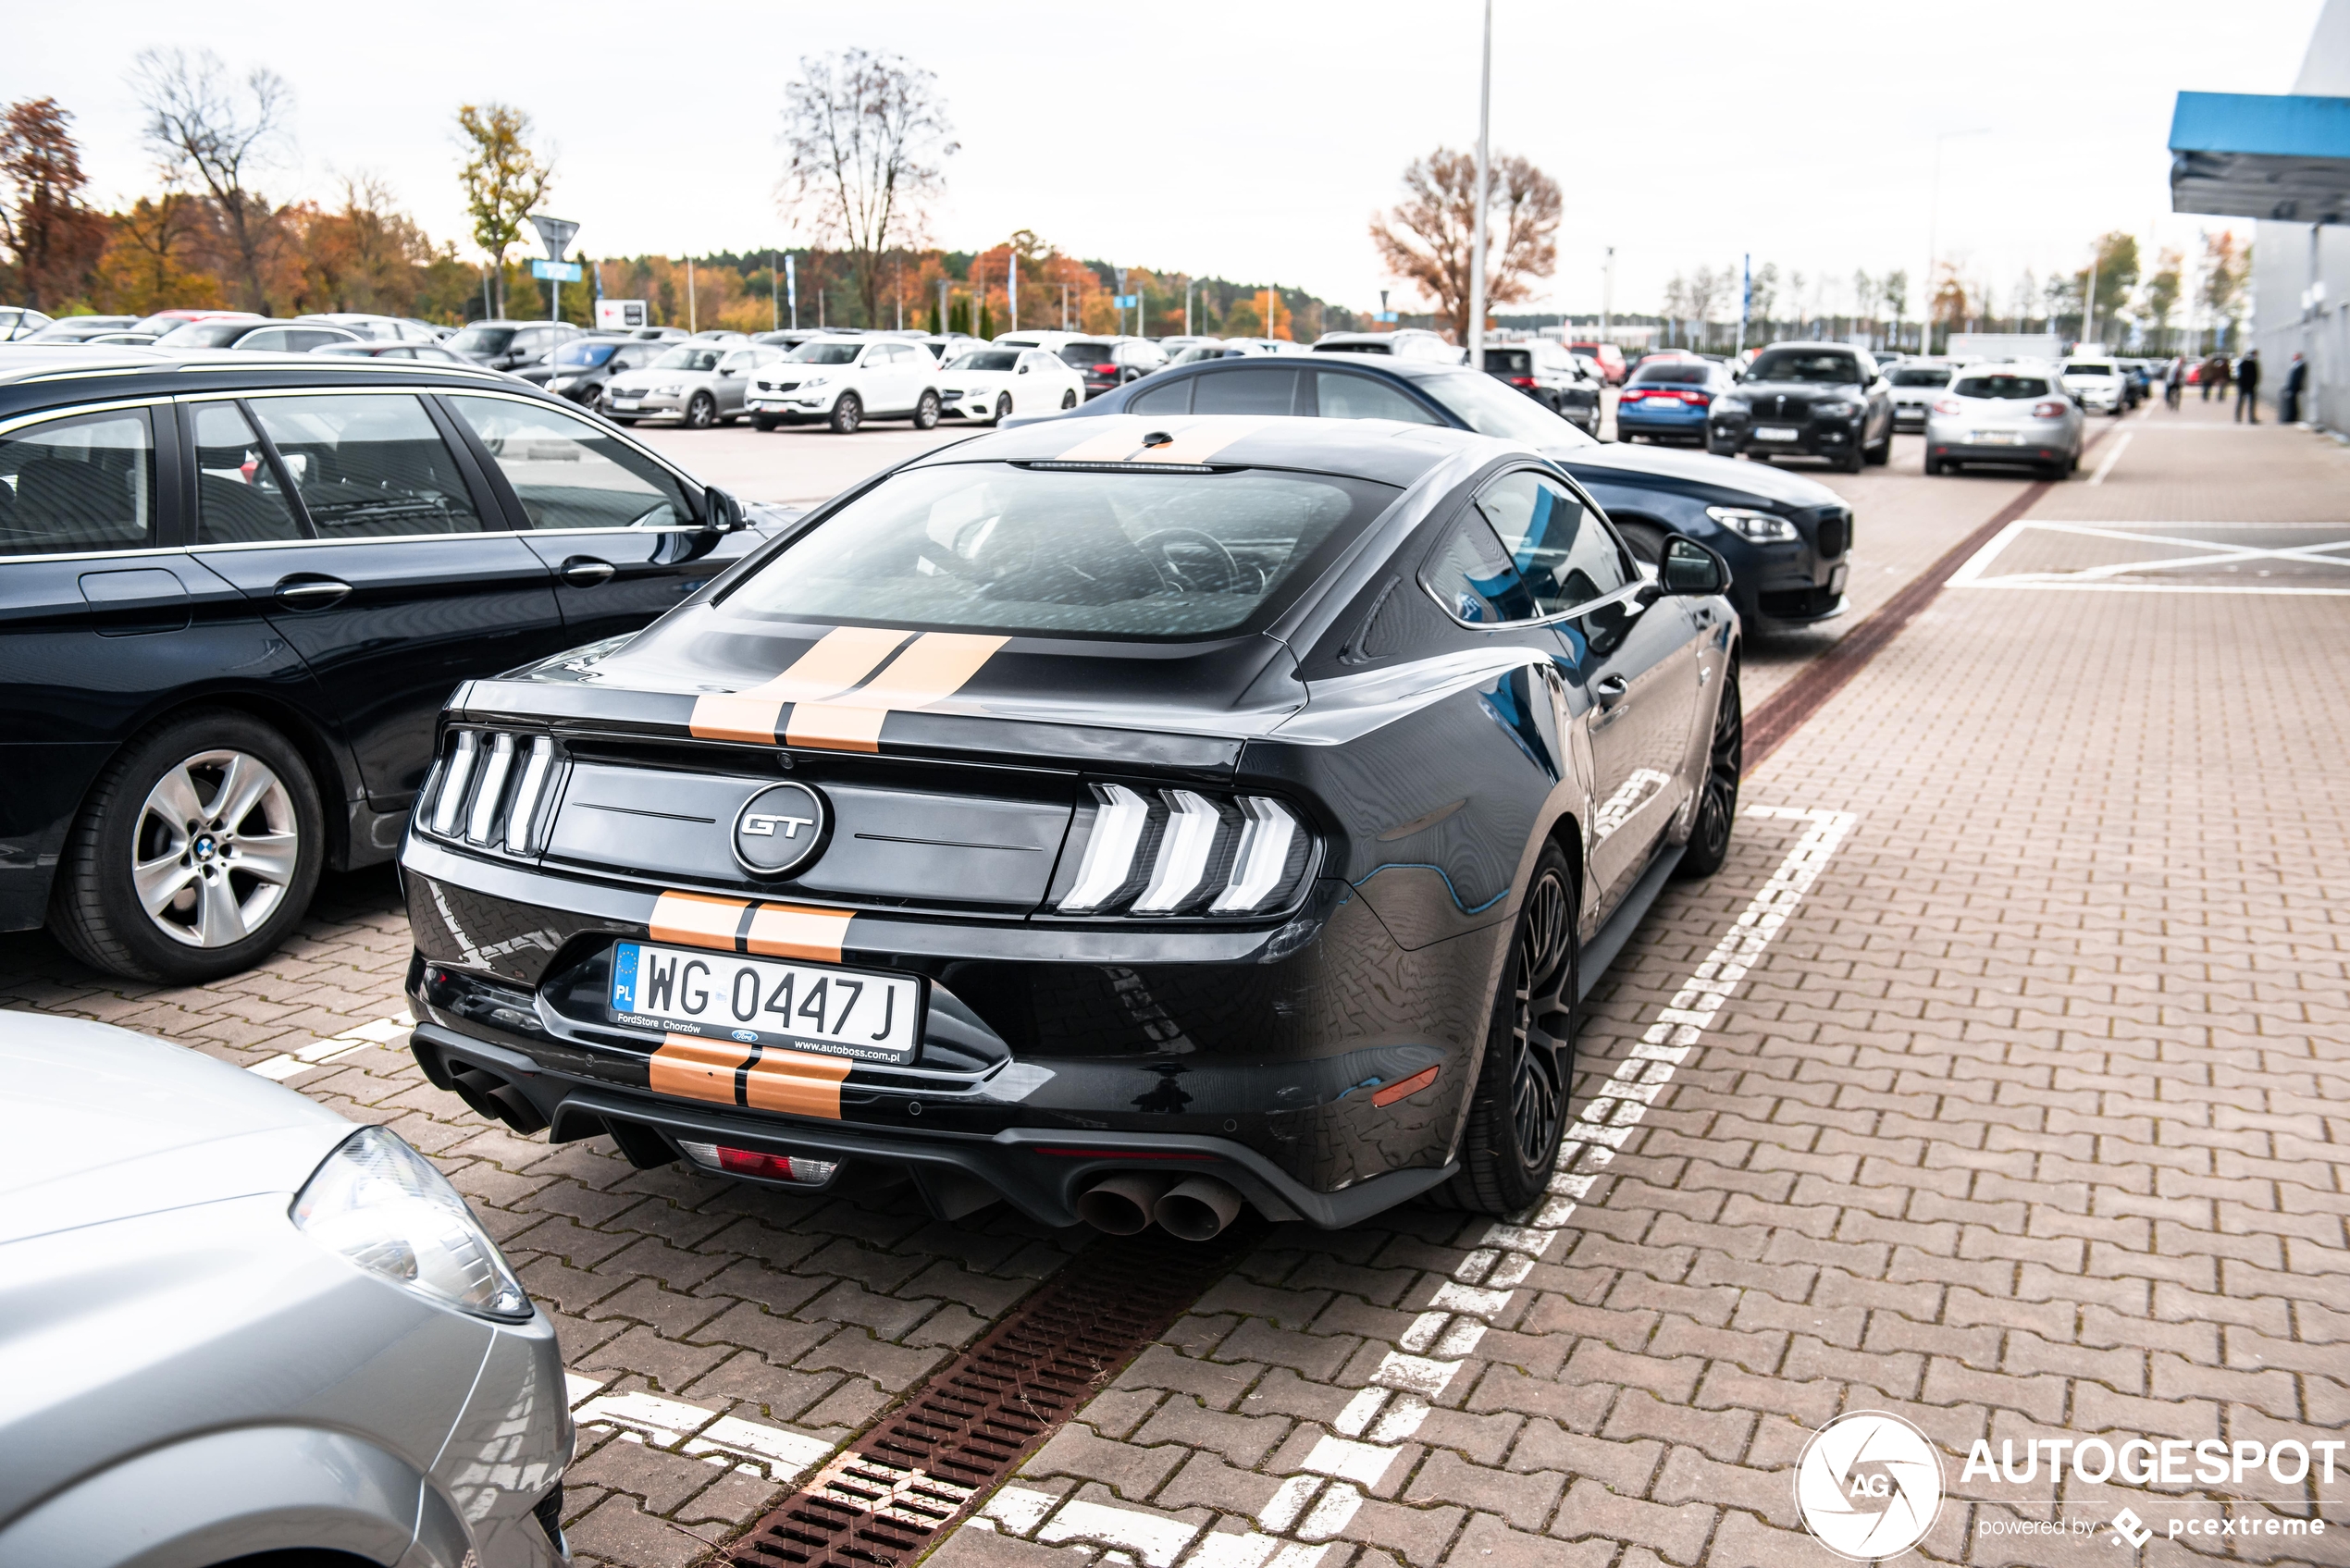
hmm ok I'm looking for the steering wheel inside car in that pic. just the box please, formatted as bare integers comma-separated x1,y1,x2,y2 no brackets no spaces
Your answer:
1138,528,1245,594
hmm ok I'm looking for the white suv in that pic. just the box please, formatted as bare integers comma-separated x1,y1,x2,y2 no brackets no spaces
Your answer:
2060,359,2127,417
747,338,943,433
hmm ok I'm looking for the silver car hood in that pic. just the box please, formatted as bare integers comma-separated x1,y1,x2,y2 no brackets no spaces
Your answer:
0,1015,352,1246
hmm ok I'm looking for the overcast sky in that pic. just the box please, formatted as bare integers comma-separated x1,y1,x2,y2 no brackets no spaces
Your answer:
6,1,2325,318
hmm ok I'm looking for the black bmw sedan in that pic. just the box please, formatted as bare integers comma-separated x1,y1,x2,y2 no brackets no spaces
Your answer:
399,414,1744,1233
1068,352,1854,630
0,346,763,983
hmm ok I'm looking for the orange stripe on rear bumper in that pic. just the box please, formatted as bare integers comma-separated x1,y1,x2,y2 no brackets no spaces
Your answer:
742,1046,852,1119
649,891,750,950
1371,1065,1441,1107
785,631,1009,752
745,903,853,963
689,626,912,743
649,1033,754,1104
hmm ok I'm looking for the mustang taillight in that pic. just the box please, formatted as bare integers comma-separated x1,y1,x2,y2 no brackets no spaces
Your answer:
420,728,562,855
1057,784,1308,918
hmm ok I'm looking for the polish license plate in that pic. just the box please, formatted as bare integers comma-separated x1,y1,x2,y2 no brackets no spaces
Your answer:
610,942,921,1065
611,399,641,411
1829,562,1849,593
1755,426,1801,442
1973,430,2023,445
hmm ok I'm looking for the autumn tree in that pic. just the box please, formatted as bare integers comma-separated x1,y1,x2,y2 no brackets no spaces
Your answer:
1369,146,1560,342
95,192,220,315
2074,231,2141,342
130,48,290,313
2199,229,2249,343
456,104,551,318
2141,249,2183,347
780,50,956,328
0,98,108,309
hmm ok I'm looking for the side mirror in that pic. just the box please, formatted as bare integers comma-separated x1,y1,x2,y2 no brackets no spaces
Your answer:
704,487,748,533
1018,364,1030,374
721,365,740,377
1660,535,1730,597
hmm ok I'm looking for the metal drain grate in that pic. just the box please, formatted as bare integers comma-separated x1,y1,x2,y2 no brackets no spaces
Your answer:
724,1224,1261,1568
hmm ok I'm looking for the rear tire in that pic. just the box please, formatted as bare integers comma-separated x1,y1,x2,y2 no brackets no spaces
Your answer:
49,710,325,983
1675,661,1741,880
829,392,862,434
1865,426,1892,465
1838,437,1866,474
1441,844,1578,1216
1615,520,1667,567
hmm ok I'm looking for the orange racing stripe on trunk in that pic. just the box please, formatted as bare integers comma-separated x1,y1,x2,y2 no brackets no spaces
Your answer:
689,626,913,743
742,1046,853,1119
649,890,750,950
744,903,854,963
785,631,1010,752
649,1032,754,1104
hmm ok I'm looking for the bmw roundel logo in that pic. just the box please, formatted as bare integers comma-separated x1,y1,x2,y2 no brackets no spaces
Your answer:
733,782,828,878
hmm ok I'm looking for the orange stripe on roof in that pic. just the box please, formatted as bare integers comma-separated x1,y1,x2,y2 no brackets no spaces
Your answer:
649,891,748,950
785,631,1009,753
689,626,912,743
744,903,853,963
742,1046,852,1119
649,1033,753,1104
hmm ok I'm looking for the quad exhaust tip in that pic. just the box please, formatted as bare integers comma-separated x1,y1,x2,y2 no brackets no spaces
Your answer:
1074,1173,1246,1241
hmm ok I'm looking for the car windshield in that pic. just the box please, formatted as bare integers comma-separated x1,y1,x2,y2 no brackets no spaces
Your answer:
445,326,519,356
785,342,862,364
1483,350,1534,374
1628,364,1710,385
557,341,619,367
1059,343,1119,368
1747,350,1861,383
1415,368,1599,447
652,346,725,371
2066,364,2116,377
1891,367,1949,387
1953,375,2050,399
155,321,261,348
949,351,1020,372
723,462,1394,639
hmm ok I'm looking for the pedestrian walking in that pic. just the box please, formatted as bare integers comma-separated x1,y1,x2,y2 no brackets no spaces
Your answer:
2235,349,2260,423
2165,355,2184,410
2281,352,2307,424
2202,352,2230,401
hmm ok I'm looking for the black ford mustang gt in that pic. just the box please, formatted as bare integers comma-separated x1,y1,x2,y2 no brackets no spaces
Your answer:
401,414,1743,1234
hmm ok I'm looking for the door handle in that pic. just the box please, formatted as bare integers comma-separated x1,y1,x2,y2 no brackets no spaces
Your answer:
1594,673,1629,709
273,576,352,608
560,556,617,587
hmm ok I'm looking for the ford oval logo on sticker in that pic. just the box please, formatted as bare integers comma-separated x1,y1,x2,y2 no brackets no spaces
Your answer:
733,782,828,878
733,1030,759,1043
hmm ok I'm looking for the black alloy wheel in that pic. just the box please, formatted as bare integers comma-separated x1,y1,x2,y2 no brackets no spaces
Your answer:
829,392,863,434
1444,843,1579,1215
912,390,941,430
1838,430,1867,473
1060,389,1079,409
1674,659,1741,880
993,392,1013,425
1866,422,1893,464
684,392,716,429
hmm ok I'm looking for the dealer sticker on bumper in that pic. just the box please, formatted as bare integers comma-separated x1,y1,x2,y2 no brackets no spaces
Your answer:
611,941,921,1065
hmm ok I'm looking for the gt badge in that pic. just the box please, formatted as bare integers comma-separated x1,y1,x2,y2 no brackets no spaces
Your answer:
733,783,829,878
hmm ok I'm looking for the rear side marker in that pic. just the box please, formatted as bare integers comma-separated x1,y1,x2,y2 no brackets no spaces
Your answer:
1371,1065,1441,1106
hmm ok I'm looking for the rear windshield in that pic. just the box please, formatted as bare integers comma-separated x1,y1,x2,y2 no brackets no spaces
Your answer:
652,346,724,371
1747,350,1861,383
155,321,259,349
1890,367,1948,387
556,341,619,367
446,326,517,356
2065,364,2116,377
948,351,1020,372
786,342,862,364
1953,375,2050,399
724,463,1395,639
1058,343,1118,368
1628,364,1710,385
1482,349,1533,374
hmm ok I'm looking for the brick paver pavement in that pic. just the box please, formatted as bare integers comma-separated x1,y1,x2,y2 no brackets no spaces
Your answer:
4,394,2344,1567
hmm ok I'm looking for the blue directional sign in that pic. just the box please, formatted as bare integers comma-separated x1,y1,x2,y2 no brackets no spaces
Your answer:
530,259,584,282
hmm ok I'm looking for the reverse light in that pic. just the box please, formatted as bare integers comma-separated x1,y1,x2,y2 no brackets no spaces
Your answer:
1705,506,1800,543
1057,785,1309,918
292,1126,530,1320
677,1141,838,1186
421,729,564,857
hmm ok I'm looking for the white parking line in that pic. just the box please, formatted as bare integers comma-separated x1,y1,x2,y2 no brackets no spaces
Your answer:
247,1012,414,1079
962,806,1861,1565
565,1375,837,1484
2086,429,2132,486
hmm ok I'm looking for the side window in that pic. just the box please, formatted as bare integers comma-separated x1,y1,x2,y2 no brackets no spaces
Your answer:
449,395,695,530
720,351,755,376
248,394,487,537
1422,513,1537,625
1127,377,1192,415
1194,366,1303,415
1475,471,1627,615
1314,372,1443,424
286,329,345,352
0,407,155,557
239,328,291,352
192,401,306,545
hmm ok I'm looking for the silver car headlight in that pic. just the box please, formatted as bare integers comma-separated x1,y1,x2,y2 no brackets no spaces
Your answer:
1714,395,1750,414
293,1126,531,1321
1705,505,1799,542
800,375,830,389
651,382,683,396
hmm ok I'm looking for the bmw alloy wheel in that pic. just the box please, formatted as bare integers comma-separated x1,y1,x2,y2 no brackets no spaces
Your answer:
131,749,301,948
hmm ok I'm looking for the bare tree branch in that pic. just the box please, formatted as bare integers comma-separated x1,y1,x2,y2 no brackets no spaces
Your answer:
1368,147,1559,344
778,50,957,328
130,48,289,313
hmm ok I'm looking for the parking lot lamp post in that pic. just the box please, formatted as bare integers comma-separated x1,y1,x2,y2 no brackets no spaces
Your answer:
787,254,798,329
772,253,779,332
686,256,697,335
1923,127,1988,354
1601,247,1613,345
2084,249,2100,350
1008,247,1018,332
1466,0,1492,366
